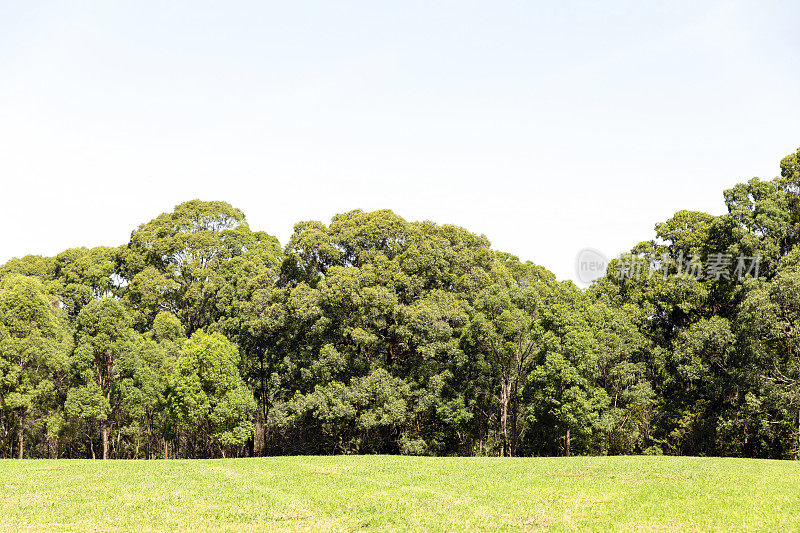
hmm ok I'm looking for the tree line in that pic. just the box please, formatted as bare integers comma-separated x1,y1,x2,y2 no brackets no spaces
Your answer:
3,147,800,459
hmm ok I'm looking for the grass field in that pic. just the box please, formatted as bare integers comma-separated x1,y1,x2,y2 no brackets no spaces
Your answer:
1,455,798,531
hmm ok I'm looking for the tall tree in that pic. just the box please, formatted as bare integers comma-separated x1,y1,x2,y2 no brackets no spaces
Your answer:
119,200,280,333
168,330,255,458
0,275,68,458
65,298,138,459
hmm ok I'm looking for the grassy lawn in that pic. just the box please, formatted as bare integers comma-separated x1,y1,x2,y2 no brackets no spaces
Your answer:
0,455,798,531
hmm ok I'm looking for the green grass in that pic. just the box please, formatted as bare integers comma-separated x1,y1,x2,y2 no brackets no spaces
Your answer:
1,455,798,531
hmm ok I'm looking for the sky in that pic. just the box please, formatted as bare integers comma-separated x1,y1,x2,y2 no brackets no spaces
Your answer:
1,1,799,283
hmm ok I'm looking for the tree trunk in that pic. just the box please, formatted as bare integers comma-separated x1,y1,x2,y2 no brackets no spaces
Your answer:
102,382,112,460
510,381,518,457
796,409,800,460
566,428,571,457
500,376,511,457
1,417,7,459
102,424,109,460
254,415,266,456
17,424,23,460
48,436,57,459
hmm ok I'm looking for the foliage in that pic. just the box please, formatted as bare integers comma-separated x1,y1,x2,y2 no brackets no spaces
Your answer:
167,330,255,457
4,148,800,459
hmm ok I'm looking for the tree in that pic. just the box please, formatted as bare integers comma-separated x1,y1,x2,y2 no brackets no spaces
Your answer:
260,209,498,455
168,330,255,458
66,298,138,459
52,247,118,317
0,275,68,458
738,249,800,458
529,351,610,456
6,147,800,459
466,257,555,456
119,200,280,333
277,368,413,454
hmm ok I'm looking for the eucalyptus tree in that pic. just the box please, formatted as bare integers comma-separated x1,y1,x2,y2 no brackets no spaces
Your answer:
737,249,800,458
52,247,118,317
65,298,145,459
4,148,800,459
465,258,554,456
263,209,500,455
119,200,281,333
0,275,68,458
167,330,255,458
0,255,57,282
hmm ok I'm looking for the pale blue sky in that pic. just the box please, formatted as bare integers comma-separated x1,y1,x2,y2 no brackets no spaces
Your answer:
1,1,798,281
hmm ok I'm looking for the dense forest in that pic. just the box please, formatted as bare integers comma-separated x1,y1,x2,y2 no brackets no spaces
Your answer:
2,148,800,459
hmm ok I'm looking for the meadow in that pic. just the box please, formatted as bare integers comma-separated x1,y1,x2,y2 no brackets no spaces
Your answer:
0,455,797,531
